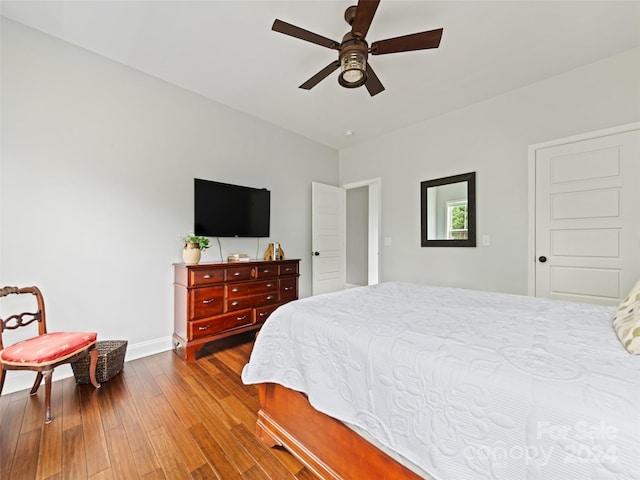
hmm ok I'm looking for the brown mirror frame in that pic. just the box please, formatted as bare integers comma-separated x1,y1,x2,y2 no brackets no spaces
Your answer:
420,172,476,247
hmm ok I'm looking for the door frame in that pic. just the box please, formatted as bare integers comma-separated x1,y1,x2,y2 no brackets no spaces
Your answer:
527,121,640,296
341,178,381,286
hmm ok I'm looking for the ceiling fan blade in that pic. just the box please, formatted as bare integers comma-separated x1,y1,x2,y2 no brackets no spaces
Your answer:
272,19,340,50
371,28,443,55
351,0,380,39
299,61,341,90
365,63,385,97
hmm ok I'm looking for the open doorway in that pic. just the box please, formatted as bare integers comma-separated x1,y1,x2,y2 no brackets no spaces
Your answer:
343,178,380,287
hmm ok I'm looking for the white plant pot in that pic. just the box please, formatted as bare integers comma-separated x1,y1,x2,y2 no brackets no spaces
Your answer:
182,243,202,265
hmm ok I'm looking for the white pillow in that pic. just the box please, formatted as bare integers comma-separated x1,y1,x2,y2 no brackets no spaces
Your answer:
613,280,640,354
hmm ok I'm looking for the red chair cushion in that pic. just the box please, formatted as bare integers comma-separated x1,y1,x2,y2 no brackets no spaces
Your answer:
0,332,97,366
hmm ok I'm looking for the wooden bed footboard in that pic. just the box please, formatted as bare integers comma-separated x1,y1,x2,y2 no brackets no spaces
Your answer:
256,383,426,480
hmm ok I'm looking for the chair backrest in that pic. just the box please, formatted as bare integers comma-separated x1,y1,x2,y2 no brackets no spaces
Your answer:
0,286,47,350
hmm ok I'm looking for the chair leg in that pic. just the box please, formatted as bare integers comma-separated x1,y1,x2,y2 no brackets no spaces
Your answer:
30,372,44,396
43,369,53,424
88,348,101,390
0,366,5,396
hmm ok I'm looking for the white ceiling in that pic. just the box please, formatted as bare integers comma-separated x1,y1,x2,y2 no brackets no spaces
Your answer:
2,1,640,149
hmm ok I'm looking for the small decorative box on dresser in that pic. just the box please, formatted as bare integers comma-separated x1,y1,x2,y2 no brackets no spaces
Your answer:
173,259,300,362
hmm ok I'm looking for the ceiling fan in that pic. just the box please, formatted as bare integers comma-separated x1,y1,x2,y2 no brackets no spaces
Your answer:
272,0,443,97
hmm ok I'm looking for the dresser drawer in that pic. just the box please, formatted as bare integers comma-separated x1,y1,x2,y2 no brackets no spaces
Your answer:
227,279,278,299
189,268,224,286
226,292,279,312
189,286,224,320
188,309,252,339
279,262,298,276
280,277,298,302
254,303,282,324
256,264,279,278
225,266,254,281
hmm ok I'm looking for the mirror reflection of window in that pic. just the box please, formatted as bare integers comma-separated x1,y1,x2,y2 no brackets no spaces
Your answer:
447,200,468,239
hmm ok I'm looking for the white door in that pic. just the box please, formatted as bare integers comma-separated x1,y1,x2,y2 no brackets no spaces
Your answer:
535,127,640,305
312,182,346,295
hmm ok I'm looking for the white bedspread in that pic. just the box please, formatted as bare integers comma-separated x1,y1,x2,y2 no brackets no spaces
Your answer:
241,282,640,480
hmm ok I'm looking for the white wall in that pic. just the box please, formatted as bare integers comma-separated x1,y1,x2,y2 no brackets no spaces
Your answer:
339,46,640,294
0,19,338,393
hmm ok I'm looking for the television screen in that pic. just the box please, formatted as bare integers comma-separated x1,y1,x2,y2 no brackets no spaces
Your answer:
194,178,270,237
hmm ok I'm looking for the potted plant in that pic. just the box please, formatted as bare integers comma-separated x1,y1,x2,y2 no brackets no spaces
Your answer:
181,233,210,265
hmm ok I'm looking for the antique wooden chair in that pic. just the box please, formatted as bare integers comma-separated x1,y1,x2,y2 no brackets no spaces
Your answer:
0,286,100,423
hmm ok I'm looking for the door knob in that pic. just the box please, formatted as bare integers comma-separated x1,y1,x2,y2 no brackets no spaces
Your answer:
312,251,320,256
538,256,547,263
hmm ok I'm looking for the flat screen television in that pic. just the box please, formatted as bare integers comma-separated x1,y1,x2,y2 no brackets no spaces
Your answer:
194,178,270,237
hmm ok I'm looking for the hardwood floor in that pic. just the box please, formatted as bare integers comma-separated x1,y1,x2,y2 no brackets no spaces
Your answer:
0,333,318,480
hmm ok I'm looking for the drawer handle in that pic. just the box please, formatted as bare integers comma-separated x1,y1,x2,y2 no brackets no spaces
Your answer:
198,325,210,331
231,288,240,293
284,287,293,291
266,283,274,288
233,272,241,276
266,295,275,300
203,274,212,279
236,315,247,321
259,312,267,317
202,298,216,304
284,268,292,272
232,301,240,306
263,269,270,273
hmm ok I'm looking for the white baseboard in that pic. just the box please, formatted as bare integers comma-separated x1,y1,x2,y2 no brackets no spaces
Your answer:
124,336,174,362
1,336,173,395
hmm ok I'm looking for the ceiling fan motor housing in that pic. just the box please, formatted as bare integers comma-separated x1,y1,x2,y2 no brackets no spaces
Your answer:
338,34,369,88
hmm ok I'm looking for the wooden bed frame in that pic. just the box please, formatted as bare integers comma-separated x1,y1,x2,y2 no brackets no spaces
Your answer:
256,383,429,480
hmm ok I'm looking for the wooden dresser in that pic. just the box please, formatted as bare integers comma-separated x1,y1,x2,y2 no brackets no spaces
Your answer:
173,259,300,362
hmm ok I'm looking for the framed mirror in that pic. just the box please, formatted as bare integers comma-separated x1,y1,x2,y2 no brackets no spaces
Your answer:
421,172,476,247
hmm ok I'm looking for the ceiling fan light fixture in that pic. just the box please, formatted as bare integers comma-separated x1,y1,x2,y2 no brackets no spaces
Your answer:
338,51,367,88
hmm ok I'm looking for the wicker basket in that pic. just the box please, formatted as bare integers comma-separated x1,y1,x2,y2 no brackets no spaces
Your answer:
71,340,128,384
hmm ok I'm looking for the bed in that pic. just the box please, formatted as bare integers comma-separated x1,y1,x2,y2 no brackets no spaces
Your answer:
241,282,640,480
